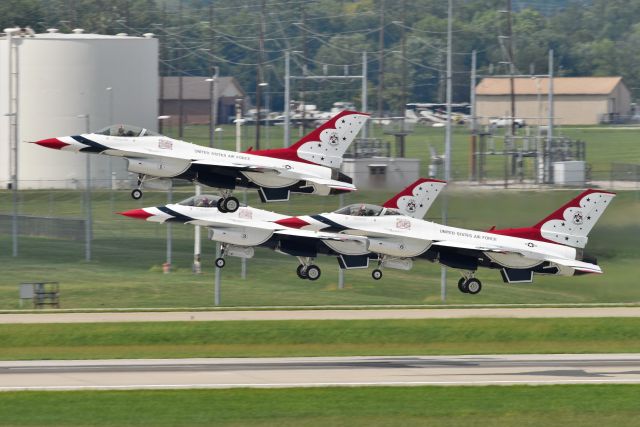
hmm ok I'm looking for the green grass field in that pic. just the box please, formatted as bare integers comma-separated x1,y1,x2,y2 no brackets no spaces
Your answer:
0,188,638,309
1,385,640,426
2,318,640,360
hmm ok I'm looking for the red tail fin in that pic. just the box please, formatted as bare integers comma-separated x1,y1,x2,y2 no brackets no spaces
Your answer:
490,189,616,248
382,178,446,218
249,110,369,168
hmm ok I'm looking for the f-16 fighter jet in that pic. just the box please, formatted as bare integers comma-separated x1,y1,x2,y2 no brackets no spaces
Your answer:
119,178,446,281
271,188,615,293
120,182,614,295
34,110,368,212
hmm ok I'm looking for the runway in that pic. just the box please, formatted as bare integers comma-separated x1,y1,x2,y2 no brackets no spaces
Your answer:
2,306,640,324
2,354,640,391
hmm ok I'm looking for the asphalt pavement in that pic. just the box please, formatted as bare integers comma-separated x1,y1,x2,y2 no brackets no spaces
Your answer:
2,354,640,390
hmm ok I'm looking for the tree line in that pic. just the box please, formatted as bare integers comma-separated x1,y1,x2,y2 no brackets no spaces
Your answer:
3,0,639,114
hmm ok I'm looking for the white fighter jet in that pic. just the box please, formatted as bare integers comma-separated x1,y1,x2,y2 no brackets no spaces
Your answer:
271,188,615,293
34,110,368,212
120,183,614,295
118,178,446,280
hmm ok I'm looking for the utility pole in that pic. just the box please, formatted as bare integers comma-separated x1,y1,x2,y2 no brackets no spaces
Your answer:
300,4,308,135
208,2,217,148
441,0,453,303
400,0,407,118
284,50,290,147
235,98,243,152
470,50,477,181
178,0,184,138
377,0,385,118
158,3,167,134
362,51,368,138
206,67,219,148
506,0,516,136
255,0,265,150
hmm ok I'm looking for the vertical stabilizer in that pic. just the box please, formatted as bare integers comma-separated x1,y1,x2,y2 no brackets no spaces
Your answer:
490,189,615,248
534,189,616,248
249,110,369,168
382,178,446,218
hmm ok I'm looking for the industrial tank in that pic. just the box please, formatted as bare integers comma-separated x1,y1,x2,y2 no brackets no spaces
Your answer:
0,29,158,189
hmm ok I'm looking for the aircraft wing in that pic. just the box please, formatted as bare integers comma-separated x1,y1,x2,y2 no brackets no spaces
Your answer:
303,177,357,192
545,257,602,274
431,240,504,252
191,158,277,172
431,240,601,273
274,228,368,245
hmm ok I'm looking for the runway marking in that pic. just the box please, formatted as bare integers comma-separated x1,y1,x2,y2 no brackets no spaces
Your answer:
3,378,640,391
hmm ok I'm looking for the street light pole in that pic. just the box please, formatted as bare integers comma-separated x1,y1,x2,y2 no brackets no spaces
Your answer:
259,82,269,148
206,66,219,148
77,114,92,261
441,0,453,303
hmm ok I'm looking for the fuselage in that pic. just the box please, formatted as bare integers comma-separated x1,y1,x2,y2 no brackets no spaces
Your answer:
52,133,337,184
276,212,578,268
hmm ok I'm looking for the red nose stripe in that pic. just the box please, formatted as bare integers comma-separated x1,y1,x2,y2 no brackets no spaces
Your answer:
118,209,154,220
34,138,69,150
274,217,310,229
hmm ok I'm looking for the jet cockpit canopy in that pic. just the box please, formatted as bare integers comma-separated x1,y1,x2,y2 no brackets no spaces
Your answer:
333,203,400,217
178,194,223,208
95,124,161,137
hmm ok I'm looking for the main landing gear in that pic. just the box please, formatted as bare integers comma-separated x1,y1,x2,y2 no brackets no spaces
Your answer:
296,257,321,281
458,272,482,295
216,190,240,213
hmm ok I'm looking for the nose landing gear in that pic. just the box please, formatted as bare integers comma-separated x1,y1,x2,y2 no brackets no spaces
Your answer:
131,174,146,200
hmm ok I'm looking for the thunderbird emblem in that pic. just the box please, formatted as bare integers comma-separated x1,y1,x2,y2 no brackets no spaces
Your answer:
328,132,339,146
406,199,417,213
572,212,584,225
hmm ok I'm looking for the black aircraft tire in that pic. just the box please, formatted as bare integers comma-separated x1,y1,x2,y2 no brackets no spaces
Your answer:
372,269,383,280
458,277,469,293
215,257,226,268
131,189,143,200
223,197,240,213
216,198,228,213
296,265,308,279
466,278,482,295
306,265,321,281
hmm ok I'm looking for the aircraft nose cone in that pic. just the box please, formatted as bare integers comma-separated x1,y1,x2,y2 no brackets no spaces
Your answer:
33,138,70,150
118,209,154,220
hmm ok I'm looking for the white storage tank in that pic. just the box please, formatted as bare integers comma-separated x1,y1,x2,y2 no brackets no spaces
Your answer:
0,29,158,189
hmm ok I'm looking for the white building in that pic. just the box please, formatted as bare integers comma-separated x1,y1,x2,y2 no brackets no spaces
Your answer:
0,29,158,189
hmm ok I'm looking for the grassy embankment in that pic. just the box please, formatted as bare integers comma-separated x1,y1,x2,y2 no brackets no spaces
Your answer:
2,318,640,360
1,385,640,426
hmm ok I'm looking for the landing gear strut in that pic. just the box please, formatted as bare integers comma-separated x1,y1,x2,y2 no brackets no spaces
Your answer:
215,245,226,268
216,190,240,213
131,174,146,200
296,257,321,281
458,272,482,295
